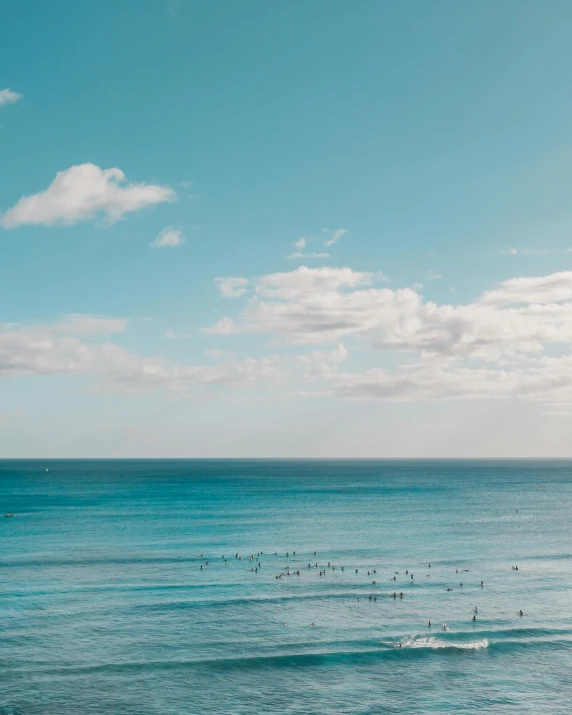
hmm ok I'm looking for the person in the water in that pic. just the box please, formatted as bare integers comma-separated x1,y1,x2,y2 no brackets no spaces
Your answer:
428,620,432,627
472,615,476,621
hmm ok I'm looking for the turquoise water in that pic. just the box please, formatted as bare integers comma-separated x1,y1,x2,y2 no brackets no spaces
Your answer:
1,460,571,714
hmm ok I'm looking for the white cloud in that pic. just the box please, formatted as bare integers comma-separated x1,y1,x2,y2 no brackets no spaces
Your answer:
7,264,572,409
0,164,175,229
204,268,572,365
295,237,307,250
257,265,373,298
500,247,548,256
0,89,22,107
480,272,572,305
0,315,282,394
204,316,236,335
165,328,189,339
215,277,249,298
150,226,185,248
323,228,346,248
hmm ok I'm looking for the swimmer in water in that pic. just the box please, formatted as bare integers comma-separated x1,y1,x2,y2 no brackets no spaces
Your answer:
399,592,403,598
472,615,476,621
518,610,524,616
428,620,432,627
442,623,448,631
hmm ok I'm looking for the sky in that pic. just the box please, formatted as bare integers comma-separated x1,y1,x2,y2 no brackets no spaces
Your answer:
2,0,572,457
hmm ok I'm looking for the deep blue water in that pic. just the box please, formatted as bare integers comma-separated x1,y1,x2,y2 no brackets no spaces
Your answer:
1,459,571,714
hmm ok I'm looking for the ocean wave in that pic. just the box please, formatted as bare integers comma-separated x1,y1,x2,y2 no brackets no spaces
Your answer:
397,635,490,650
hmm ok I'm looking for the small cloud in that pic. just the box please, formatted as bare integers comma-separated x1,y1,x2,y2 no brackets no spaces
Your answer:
150,226,185,248
166,328,190,339
411,282,423,291
215,277,249,298
323,228,347,248
295,237,307,250
500,247,548,256
0,88,23,108
202,316,235,335
424,270,442,281
287,251,329,259
142,317,154,322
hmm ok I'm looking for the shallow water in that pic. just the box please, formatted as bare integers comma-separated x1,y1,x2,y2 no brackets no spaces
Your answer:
1,459,571,713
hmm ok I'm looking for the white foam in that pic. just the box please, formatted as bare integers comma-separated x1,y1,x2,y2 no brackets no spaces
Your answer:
397,635,490,650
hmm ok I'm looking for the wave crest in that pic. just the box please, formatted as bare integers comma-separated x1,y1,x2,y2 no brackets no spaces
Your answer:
398,635,490,650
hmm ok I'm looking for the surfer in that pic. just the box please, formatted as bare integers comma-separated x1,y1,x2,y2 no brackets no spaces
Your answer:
428,620,432,627
472,615,476,621
518,610,524,616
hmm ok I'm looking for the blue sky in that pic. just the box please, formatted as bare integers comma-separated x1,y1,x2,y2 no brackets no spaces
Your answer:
2,0,572,456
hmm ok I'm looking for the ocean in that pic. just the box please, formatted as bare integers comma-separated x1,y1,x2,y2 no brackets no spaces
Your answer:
1,459,571,714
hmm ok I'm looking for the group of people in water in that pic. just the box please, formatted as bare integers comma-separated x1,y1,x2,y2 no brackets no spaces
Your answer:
197,550,525,627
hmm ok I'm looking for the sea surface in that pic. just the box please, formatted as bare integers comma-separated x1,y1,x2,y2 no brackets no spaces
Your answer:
1,460,571,714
